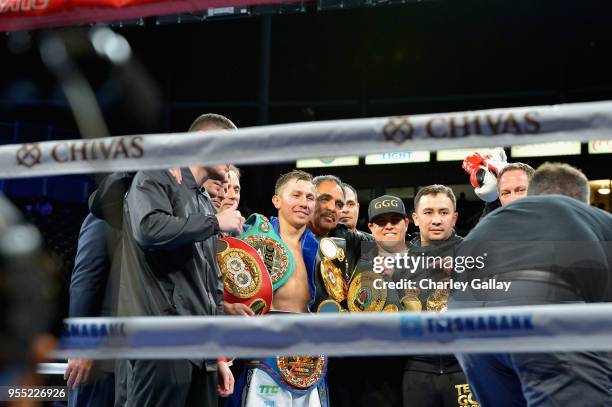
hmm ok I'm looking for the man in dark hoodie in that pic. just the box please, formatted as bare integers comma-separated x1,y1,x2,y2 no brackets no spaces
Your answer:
399,185,476,407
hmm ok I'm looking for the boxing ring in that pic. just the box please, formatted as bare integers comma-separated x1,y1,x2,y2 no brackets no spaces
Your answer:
0,99,605,374
0,21,610,374
0,6,609,406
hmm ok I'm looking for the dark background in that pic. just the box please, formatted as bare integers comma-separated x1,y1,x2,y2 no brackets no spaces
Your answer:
1,0,611,273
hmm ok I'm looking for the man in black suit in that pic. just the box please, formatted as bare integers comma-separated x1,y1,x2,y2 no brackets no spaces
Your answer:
65,212,119,407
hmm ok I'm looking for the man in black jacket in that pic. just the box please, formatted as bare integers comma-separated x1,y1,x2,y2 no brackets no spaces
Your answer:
342,194,410,407
118,113,244,406
451,162,612,406
399,185,475,407
306,175,379,407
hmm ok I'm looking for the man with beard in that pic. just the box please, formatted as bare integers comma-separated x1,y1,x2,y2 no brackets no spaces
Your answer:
365,195,410,282
451,162,612,406
118,113,244,406
351,195,406,313
308,175,372,279
308,175,345,240
227,170,328,406
307,175,377,407
398,185,474,407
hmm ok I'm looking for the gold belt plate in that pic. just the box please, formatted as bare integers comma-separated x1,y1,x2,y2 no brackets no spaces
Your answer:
320,259,347,302
219,248,262,298
348,271,386,312
243,235,290,285
276,355,326,389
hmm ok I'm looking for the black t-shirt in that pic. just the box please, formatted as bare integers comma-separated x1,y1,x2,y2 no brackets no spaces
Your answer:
455,195,612,302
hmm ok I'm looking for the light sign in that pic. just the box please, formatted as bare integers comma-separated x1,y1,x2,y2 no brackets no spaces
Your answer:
365,151,430,165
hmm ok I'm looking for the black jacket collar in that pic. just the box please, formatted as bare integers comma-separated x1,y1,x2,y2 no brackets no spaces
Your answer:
180,168,200,190
409,231,462,251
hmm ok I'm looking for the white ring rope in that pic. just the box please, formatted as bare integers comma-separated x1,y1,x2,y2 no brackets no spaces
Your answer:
55,303,612,360
2,100,611,179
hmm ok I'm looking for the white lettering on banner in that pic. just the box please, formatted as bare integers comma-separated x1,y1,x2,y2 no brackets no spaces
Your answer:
0,0,48,13
1,100,611,179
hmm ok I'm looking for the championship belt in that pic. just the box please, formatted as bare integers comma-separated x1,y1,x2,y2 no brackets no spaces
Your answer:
247,355,327,395
217,237,273,315
276,355,327,389
347,271,387,312
318,238,348,303
240,214,294,291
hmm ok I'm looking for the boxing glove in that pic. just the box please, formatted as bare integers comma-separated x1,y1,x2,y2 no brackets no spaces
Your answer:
462,148,508,202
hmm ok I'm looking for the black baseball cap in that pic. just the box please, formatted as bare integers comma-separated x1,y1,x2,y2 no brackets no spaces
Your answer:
368,195,407,221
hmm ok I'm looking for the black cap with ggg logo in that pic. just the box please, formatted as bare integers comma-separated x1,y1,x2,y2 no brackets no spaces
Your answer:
368,195,407,221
